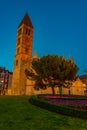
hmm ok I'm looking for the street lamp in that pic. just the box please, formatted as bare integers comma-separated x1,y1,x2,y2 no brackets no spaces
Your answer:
1,80,4,83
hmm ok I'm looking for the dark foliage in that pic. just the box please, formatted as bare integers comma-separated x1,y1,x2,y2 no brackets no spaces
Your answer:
29,95,87,120
25,55,79,94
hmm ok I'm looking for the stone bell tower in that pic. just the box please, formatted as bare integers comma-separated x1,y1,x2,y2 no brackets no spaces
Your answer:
12,13,33,95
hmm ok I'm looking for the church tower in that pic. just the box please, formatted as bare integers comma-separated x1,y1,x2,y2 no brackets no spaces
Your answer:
12,13,33,95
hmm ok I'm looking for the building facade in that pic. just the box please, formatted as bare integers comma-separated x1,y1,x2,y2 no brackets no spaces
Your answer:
12,13,33,95
12,13,87,96
12,13,58,95
0,67,12,95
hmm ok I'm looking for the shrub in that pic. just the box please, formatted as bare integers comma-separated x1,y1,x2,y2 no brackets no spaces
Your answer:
29,95,87,120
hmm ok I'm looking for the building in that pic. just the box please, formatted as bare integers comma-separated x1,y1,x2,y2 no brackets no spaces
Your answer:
79,75,87,95
12,13,58,95
0,67,12,95
12,13,87,96
12,13,33,95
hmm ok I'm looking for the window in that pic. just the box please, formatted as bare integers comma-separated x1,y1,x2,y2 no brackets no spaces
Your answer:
16,60,18,66
28,29,30,35
26,29,28,34
17,48,20,54
25,48,28,53
18,28,22,35
26,29,30,35
17,38,21,46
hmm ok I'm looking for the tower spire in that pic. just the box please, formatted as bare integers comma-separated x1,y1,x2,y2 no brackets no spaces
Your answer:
18,13,33,28
33,51,39,61
12,13,33,95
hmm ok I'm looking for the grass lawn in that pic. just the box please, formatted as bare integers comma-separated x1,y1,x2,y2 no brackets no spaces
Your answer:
0,96,87,130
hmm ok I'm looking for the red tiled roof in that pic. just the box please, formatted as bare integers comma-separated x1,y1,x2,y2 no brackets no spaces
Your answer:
18,13,33,28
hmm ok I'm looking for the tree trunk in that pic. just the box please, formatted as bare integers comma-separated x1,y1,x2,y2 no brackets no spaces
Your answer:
51,86,55,95
59,86,62,95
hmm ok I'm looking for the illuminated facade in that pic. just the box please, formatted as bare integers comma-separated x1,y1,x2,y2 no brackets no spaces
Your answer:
0,67,12,95
12,13,33,95
11,13,58,95
11,13,87,95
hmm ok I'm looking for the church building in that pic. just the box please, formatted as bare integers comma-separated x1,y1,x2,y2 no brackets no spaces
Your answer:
12,13,33,95
12,13,55,95
11,13,87,96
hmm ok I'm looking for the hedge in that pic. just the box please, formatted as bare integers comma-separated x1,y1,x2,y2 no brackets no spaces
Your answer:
29,95,87,120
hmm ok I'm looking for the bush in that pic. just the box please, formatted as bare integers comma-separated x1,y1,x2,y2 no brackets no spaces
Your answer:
29,95,87,120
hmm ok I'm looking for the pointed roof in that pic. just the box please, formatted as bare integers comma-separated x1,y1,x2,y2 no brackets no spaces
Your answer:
33,51,39,60
18,13,33,28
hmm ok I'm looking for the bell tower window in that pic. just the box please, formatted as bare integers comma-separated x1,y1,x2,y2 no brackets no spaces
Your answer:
17,38,21,46
26,28,30,35
17,48,20,54
15,60,18,66
18,28,22,36
25,48,28,53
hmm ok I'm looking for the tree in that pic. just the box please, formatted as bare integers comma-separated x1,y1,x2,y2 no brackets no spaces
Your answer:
25,55,79,94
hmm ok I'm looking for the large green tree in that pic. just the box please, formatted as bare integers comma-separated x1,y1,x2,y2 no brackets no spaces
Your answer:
25,55,79,94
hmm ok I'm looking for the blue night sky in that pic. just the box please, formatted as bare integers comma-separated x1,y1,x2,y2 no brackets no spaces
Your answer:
0,0,87,75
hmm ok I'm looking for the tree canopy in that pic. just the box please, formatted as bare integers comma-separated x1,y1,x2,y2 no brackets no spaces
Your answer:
25,55,79,94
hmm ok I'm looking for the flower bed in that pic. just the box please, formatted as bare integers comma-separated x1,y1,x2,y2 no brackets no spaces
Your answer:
46,99,87,105
29,95,87,120
45,95,71,99
45,95,87,110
